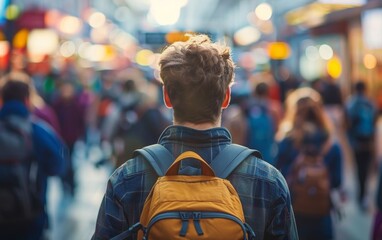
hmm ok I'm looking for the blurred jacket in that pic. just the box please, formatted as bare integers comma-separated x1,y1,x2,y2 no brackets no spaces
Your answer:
0,101,66,239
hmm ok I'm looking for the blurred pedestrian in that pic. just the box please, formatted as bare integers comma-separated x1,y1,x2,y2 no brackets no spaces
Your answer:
319,76,347,149
243,81,282,164
0,71,61,135
52,80,86,196
345,80,378,210
92,34,298,239
0,80,66,240
100,79,170,168
275,87,343,240
222,94,249,146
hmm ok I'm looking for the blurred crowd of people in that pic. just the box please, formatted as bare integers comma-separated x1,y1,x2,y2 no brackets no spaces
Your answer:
222,70,380,240
0,61,380,239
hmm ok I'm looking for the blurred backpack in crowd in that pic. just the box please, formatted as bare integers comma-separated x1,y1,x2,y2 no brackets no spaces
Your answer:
347,98,376,140
287,129,332,216
111,144,259,240
106,80,171,168
243,82,277,164
0,115,42,225
245,100,275,163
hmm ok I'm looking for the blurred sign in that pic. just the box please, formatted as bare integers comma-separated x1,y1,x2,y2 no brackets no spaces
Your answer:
165,32,192,43
267,42,291,60
140,31,216,45
140,32,166,45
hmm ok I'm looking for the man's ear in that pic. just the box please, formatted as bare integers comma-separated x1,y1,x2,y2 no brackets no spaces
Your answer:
163,86,173,108
222,87,231,109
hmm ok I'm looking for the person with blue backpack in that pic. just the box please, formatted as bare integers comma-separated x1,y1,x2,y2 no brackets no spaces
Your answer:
0,79,67,240
92,34,298,240
244,81,281,165
346,80,378,210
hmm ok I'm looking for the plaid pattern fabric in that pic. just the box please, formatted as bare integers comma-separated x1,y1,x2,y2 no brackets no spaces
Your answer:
92,126,298,240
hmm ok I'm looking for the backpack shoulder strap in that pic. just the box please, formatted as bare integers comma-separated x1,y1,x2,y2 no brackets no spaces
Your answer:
133,144,173,176
211,144,262,178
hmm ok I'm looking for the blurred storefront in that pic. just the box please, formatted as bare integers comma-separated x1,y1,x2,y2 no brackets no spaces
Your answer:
1,0,382,110
278,0,382,110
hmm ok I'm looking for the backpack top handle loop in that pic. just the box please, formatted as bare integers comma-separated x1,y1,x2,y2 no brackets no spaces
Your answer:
165,151,215,177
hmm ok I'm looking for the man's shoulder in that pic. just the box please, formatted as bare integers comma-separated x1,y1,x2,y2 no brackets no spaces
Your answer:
234,154,289,194
108,155,156,190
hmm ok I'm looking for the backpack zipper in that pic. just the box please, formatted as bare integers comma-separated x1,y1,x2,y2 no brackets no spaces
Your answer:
145,211,253,240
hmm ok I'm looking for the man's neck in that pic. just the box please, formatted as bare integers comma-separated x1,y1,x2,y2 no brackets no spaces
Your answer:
174,120,221,130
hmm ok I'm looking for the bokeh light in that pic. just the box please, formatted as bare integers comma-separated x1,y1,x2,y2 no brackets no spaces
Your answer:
148,0,186,25
5,4,20,20
88,12,106,28
45,10,61,28
268,42,291,60
300,55,325,80
305,46,319,61
326,56,342,78
234,26,261,46
135,49,154,66
59,41,76,58
27,29,59,55
59,16,82,35
0,41,10,57
255,3,273,21
319,44,333,60
363,53,377,69
13,29,29,49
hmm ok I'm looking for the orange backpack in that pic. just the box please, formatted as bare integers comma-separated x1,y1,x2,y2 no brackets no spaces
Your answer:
111,144,260,240
287,140,332,216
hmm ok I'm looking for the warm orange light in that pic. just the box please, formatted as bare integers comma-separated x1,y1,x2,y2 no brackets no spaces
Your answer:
165,32,191,43
363,54,377,69
268,42,291,60
103,45,116,61
13,29,29,49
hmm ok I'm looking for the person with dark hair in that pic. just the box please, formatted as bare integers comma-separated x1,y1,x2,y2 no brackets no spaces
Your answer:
1,79,30,101
0,71,62,136
346,80,378,210
0,80,66,240
92,35,298,239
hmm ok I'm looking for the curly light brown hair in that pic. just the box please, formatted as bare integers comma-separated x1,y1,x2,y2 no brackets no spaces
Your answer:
159,34,235,124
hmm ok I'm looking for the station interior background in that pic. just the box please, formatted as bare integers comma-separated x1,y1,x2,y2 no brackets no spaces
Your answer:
1,0,382,239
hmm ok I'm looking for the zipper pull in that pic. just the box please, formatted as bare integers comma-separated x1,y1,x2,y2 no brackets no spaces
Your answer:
193,212,204,236
179,212,190,237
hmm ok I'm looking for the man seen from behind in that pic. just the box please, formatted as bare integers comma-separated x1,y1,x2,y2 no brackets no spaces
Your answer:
92,34,298,240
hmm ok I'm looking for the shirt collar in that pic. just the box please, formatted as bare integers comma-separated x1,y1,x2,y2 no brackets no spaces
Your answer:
158,125,232,147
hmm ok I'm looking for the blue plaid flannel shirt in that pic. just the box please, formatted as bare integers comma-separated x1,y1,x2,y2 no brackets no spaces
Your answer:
92,126,298,240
